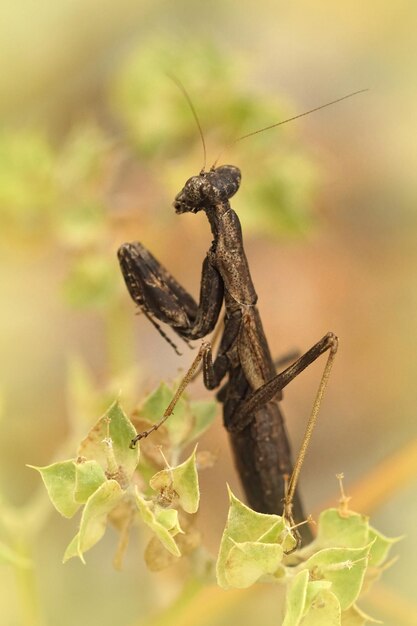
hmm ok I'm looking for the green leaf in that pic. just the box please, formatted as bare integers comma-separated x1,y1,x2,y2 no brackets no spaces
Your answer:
305,580,334,610
304,543,372,611
225,541,284,589
138,382,191,446
139,383,173,422
74,460,106,503
284,577,340,626
282,569,309,626
314,508,399,575
224,488,287,542
150,447,200,513
144,525,199,572
187,400,217,443
134,488,181,557
63,479,123,563
301,590,341,626
29,460,79,518
341,604,382,625
104,402,139,477
78,400,139,482
138,384,217,450
317,509,369,549
154,506,182,536
367,526,401,567
217,488,289,589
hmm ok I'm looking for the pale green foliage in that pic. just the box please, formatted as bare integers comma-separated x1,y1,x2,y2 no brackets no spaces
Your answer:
32,387,215,565
74,460,107,503
150,447,200,514
303,544,371,611
216,491,398,626
63,480,123,563
217,488,292,589
77,400,139,481
139,382,217,449
32,378,398,624
135,489,182,557
29,460,80,518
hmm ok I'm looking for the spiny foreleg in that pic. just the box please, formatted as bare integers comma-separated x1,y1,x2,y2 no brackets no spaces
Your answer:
118,242,224,352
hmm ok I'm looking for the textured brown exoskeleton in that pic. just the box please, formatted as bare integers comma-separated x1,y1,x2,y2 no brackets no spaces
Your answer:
118,163,339,544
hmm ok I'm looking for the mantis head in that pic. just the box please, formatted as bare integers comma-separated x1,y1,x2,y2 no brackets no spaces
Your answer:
173,165,241,214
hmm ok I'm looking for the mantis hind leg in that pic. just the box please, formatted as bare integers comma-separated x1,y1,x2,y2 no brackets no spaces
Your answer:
229,332,338,544
274,349,301,370
228,332,338,432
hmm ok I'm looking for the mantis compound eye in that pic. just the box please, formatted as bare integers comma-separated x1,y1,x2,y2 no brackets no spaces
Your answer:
213,165,241,200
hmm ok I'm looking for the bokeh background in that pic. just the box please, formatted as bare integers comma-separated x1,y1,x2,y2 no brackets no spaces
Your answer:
1,1,416,625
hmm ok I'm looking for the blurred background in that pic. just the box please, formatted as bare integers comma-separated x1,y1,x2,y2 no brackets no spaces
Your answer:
1,1,416,625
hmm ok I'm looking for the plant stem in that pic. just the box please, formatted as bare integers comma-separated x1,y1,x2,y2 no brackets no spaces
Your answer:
14,541,43,626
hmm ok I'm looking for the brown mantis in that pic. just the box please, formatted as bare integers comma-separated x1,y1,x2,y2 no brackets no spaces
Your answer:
118,86,364,544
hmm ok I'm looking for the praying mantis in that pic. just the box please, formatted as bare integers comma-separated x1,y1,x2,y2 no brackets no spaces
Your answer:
118,86,364,544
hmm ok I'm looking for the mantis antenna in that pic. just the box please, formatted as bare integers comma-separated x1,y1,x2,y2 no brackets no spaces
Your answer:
212,88,368,168
167,73,208,172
